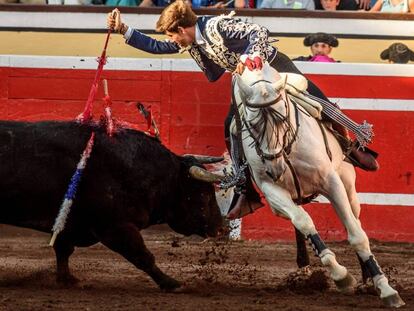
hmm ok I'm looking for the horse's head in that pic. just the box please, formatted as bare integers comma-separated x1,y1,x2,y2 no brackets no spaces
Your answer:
234,63,286,108
233,62,298,182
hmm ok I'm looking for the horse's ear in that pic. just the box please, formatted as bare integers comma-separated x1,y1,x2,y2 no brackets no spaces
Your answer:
235,74,253,98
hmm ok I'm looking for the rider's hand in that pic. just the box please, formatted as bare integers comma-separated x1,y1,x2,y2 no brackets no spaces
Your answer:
240,54,263,71
234,62,245,75
107,8,122,33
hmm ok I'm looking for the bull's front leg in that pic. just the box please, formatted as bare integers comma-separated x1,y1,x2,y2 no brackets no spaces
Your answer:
53,235,79,285
96,222,181,291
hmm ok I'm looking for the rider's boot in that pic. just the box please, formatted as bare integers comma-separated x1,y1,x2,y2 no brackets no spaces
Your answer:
225,137,264,220
331,122,379,172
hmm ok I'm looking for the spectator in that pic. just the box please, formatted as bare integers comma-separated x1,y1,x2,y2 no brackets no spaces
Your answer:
191,0,246,7
380,43,414,63
48,0,92,3
246,0,265,7
259,0,315,10
139,0,244,7
139,0,173,6
314,0,371,10
320,0,340,10
293,32,339,62
370,0,413,12
106,0,141,6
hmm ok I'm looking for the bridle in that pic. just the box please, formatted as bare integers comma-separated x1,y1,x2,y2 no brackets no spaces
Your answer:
238,79,299,163
244,79,281,109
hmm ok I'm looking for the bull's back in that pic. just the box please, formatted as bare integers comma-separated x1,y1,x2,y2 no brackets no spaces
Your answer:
0,120,180,232
0,121,95,230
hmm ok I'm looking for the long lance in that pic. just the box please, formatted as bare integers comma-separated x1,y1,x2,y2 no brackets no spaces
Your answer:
76,27,112,123
49,133,95,246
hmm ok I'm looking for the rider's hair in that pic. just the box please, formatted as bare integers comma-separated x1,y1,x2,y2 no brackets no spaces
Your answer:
156,0,197,34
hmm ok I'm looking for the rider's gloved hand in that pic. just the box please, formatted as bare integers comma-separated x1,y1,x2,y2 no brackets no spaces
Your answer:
240,54,263,71
107,8,127,34
253,56,263,70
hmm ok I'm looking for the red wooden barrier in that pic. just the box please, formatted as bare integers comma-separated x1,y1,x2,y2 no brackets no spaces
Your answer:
0,63,413,241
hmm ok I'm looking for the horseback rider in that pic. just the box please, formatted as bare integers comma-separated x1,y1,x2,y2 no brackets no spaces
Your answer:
107,0,378,218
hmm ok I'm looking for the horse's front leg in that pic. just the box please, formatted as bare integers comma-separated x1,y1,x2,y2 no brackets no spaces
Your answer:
322,171,405,308
260,182,353,290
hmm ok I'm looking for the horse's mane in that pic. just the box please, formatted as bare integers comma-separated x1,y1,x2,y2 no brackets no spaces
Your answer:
247,103,298,154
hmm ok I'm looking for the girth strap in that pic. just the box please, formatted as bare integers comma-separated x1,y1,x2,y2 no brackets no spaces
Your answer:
284,151,302,204
317,121,332,161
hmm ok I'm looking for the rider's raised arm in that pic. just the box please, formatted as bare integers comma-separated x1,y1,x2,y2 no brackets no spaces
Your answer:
107,9,180,55
124,28,181,55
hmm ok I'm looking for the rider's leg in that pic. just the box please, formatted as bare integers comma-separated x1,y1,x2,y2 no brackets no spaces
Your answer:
269,52,378,171
224,104,263,219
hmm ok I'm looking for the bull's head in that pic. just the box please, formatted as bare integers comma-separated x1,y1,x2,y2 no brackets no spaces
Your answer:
167,155,225,238
184,154,224,183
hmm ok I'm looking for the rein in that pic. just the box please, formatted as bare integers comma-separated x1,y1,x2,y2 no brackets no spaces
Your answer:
238,82,308,204
245,95,282,109
242,89,299,163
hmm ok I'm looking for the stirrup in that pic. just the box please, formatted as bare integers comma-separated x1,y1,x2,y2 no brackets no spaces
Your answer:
226,194,253,220
226,193,263,220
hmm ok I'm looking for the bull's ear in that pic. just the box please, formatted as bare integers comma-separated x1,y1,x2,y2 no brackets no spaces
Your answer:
189,166,224,183
182,154,224,164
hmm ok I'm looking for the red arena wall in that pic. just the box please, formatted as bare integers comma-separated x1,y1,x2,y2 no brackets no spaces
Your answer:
0,56,413,242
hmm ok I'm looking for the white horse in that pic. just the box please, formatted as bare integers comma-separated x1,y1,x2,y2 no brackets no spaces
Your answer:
229,63,405,308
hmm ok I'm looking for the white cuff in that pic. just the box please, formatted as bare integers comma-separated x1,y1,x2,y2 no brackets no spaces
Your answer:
123,26,133,41
239,54,248,63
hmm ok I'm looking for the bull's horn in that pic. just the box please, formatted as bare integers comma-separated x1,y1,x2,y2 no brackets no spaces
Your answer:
235,74,253,98
189,166,224,183
183,154,224,164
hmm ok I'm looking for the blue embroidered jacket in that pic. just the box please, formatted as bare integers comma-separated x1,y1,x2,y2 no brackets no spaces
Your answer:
126,15,277,82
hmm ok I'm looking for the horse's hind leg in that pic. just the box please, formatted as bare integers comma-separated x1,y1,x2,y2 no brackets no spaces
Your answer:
260,182,352,290
338,162,370,284
323,171,405,308
295,227,309,268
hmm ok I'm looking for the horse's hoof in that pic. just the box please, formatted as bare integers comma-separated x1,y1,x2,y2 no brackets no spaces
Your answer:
159,277,181,292
56,274,80,286
334,272,357,294
381,293,406,308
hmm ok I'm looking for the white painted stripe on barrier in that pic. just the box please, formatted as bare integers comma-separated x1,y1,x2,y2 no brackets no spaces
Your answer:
331,98,414,112
295,61,414,77
316,193,414,206
0,55,163,71
2,55,414,77
1,11,413,38
252,16,414,37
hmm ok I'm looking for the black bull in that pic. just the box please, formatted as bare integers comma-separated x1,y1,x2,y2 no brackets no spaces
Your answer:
0,120,224,290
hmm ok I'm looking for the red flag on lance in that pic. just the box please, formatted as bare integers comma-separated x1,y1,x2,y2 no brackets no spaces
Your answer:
102,79,115,137
76,26,112,123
